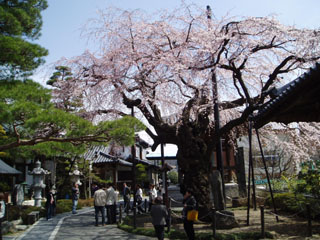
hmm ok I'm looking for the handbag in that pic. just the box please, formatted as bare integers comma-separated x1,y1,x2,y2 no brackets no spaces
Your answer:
187,209,198,221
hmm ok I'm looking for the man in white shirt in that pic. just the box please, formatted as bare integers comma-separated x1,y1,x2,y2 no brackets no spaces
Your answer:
148,184,157,212
105,183,117,224
93,184,107,226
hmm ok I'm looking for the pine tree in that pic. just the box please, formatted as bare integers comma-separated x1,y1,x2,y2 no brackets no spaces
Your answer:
0,0,48,80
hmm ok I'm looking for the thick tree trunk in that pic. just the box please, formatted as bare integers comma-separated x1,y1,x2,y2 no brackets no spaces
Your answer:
177,142,214,221
174,118,227,221
181,159,212,206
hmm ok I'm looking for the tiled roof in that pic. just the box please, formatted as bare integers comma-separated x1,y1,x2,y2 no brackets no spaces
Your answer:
83,146,158,167
0,159,22,175
83,146,132,166
254,63,320,128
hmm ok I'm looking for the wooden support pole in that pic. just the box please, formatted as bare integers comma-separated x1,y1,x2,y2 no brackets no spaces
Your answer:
246,147,252,226
212,208,216,238
248,119,257,211
167,198,171,233
255,128,279,222
119,204,122,224
307,204,312,237
144,199,147,213
260,205,265,238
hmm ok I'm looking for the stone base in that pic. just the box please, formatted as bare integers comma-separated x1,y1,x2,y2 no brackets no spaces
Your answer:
216,210,239,229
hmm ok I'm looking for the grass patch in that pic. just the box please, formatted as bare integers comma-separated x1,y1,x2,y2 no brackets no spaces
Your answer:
118,222,273,239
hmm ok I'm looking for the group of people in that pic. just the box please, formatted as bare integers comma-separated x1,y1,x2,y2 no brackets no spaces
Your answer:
93,183,118,226
46,182,198,240
119,182,198,240
123,182,158,214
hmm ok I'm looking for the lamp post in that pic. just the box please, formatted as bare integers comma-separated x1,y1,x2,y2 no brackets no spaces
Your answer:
28,160,50,207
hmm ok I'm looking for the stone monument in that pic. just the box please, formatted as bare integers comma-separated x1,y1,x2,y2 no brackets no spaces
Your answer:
69,164,82,186
29,160,50,207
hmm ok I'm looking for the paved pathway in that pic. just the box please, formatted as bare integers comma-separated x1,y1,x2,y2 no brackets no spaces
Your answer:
3,207,156,240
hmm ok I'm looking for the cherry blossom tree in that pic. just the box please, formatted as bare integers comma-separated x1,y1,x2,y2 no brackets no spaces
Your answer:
59,4,320,211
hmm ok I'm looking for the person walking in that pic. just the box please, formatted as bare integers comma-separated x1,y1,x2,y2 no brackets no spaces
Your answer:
150,196,168,240
105,183,117,224
123,182,131,213
71,183,80,214
182,189,197,240
46,187,55,220
135,184,144,214
93,184,107,226
148,184,157,212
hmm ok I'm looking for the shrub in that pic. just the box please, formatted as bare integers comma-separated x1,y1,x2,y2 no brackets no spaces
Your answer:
0,182,10,192
265,192,320,218
168,171,179,184
6,205,20,221
55,199,74,214
20,206,44,224
6,205,45,224
79,198,94,207
296,160,320,198
265,192,305,213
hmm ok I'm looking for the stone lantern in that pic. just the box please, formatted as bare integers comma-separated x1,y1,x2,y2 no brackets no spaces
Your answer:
29,160,50,207
69,164,82,186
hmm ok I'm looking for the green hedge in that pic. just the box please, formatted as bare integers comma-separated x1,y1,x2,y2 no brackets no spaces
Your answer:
6,198,92,223
265,192,320,218
6,205,45,224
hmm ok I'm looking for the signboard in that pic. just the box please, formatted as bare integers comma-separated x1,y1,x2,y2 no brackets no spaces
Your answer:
0,201,5,219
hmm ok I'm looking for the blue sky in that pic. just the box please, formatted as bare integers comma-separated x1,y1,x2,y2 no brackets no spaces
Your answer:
34,0,320,83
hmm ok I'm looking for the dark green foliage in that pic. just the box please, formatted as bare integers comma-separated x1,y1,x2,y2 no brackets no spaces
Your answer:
0,182,10,192
265,192,305,213
265,192,320,218
0,0,48,80
46,66,84,113
20,206,45,224
6,205,20,221
136,163,148,184
6,205,44,223
0,79,145,153
47,66,73,86
297,160,320,199
55,199,84,214
118,224,156,237
168,170,179,184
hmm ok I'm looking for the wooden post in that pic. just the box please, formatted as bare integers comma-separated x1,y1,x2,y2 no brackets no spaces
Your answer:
255,128,279,222
211,208,216,238
0,219,2,240
167,198,171,233
248,119,257,211
246,146,252,226
119,204,122,224
260,205,265,238
307,204,312,237
144,199,147,213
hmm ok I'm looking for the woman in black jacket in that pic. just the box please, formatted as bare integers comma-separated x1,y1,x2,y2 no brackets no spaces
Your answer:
182,189,197,240
46,187,56,220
